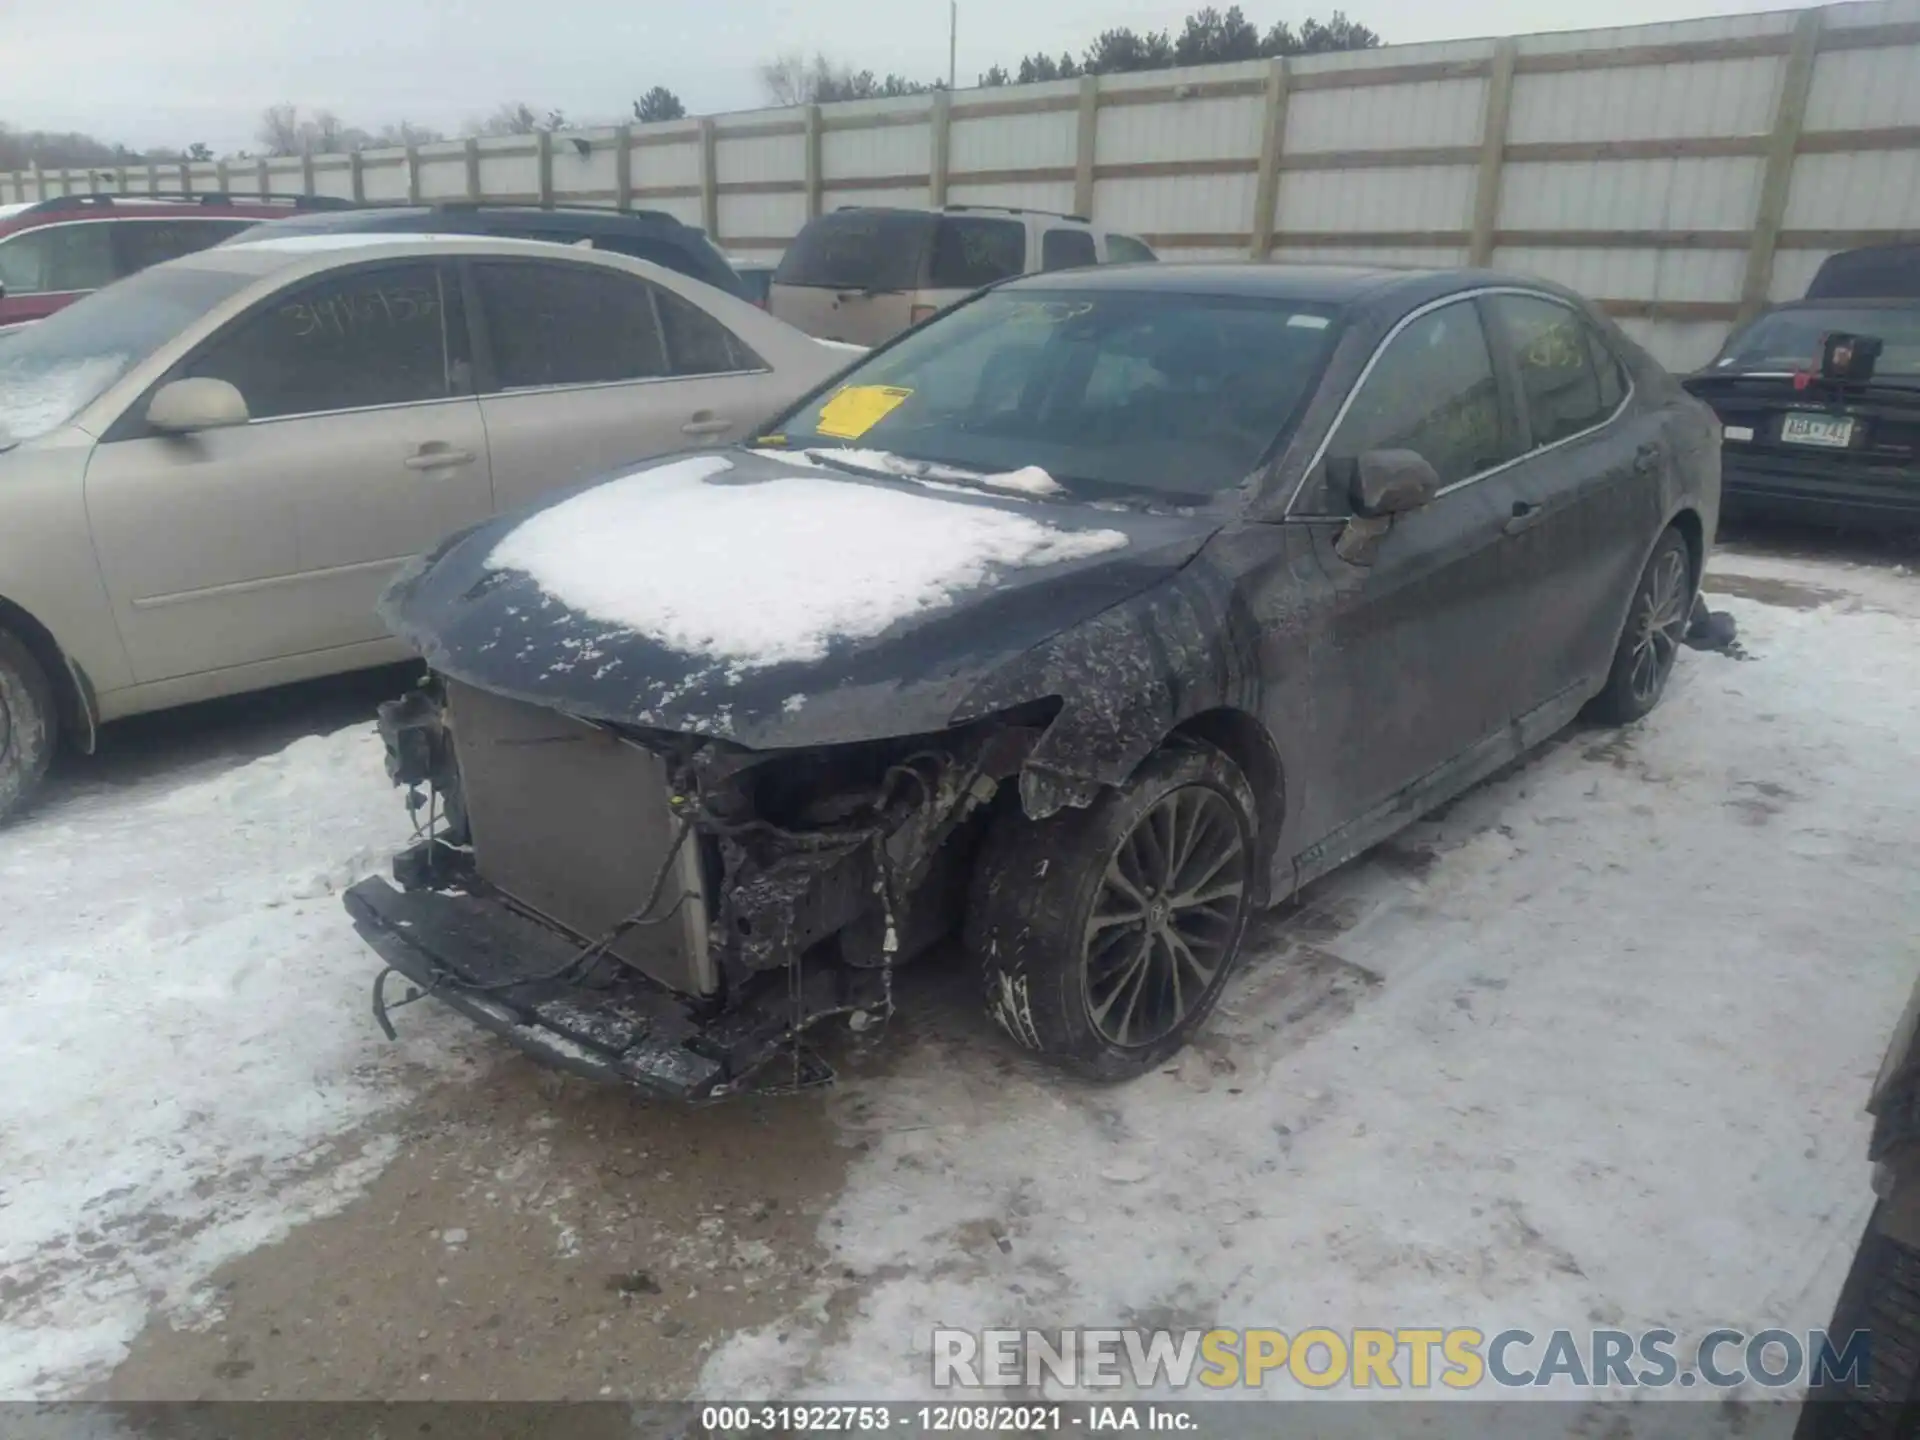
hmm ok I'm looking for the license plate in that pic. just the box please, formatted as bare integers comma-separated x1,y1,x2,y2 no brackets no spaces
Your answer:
1780,413,1855,448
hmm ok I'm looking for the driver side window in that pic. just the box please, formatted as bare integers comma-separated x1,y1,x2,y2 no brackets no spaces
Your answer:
183,262,460,421
1327,300,1513,493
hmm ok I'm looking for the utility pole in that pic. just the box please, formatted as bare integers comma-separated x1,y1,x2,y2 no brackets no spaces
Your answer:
949,1,957,89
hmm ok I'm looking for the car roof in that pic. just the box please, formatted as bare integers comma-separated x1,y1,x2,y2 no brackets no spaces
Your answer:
0,195,327,232
174,231,628,277
814,203,1109,229
997,261,1488,305
237,203,702,238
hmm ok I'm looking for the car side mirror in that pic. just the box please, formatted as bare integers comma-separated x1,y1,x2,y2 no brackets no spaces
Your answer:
146,378,250,435
1327,449,1439,566
1341,448,1440,518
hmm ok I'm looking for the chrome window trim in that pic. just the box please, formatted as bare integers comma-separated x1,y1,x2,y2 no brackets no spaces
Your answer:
1284,285,1636,518
101,392,483,438
484,366,773,400
235,393,482,427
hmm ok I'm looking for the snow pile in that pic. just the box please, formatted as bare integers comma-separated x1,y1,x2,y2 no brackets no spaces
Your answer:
0,354,130,444
0,725,478,1396
701,554,1920,1402
486,454,1125,668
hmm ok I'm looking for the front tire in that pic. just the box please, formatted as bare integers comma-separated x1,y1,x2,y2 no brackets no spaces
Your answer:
965,740,1258,1081
0,627,56,824
1589,527,1693,725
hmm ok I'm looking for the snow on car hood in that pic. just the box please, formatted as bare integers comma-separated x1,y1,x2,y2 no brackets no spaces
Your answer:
381,448,1222,749
484,453,1120,669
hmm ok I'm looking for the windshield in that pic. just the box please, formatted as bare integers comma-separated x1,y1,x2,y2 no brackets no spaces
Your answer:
765,287,1342,502
0,264,254,445
773,211,934,292
1711,305,1920,383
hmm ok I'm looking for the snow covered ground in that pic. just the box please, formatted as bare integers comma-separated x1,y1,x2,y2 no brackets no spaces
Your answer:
0,541,1915,1404
0,723,480,1395
701,549,1920,1401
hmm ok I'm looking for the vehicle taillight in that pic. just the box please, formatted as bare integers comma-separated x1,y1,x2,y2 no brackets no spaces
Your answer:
910,303,938,326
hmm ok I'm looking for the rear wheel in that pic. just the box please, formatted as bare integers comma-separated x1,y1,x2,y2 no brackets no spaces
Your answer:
1589,527,1693,725
0,627,56,824
965,740,1257,1081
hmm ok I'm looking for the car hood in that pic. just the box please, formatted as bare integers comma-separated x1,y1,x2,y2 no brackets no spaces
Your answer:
380,448,1222,750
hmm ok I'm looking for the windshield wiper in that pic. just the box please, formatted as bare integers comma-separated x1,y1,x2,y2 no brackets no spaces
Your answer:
803,450,908,482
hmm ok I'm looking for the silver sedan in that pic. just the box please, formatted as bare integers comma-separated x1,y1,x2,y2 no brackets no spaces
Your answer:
0,233,852,819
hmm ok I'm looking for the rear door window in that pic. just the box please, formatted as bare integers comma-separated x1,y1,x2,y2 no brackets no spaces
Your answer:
928,217,1026,290
182,261,460,421
655,286,763,375
0,223,116,295
1490,293,1617,447
112,219,252,278
1041,228,1097,272
772,211,934,292
474,260,669,390
1328,299,1513,489
1105,233,1158,264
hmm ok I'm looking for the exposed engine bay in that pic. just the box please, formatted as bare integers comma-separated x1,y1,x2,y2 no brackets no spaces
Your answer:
346,677,1056,1100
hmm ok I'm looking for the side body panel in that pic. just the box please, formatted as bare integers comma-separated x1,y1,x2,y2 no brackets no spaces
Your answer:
0,431,135,700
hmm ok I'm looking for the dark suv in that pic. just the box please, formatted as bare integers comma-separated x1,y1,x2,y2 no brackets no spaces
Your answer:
0,193,349,330
227,204,745,299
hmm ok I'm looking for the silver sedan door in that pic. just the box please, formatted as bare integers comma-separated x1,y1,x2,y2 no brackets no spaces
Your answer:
466,256,801,511
82,258,493,682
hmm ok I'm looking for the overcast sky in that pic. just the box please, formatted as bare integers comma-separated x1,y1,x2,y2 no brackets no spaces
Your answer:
2,0,1796,156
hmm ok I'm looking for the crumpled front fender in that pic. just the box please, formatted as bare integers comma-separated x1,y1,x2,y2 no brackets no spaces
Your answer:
953,538,1267,819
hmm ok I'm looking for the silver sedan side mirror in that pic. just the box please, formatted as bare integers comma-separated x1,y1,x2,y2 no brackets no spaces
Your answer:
147,378,251,435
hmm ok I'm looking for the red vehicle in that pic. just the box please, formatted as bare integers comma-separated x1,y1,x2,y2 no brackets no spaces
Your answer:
0,192,352,331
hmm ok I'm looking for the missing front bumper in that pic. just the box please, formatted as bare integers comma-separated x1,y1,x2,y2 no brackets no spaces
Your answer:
345,875,877,1101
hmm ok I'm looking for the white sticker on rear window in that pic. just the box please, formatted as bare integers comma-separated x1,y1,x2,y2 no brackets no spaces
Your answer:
1287,314,1330,329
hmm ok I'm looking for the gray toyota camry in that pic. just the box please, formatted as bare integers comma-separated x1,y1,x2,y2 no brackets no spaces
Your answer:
346,262,1720,1100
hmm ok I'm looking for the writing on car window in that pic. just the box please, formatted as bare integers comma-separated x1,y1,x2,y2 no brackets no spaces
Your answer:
1328,301,1512,490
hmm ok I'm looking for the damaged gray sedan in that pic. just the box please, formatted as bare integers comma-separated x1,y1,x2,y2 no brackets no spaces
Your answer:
346,263,1720,1100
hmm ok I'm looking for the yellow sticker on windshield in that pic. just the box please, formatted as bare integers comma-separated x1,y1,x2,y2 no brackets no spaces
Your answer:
816,385,912,439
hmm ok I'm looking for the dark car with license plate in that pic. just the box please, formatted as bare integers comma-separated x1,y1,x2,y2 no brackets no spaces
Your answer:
345,264,1719,1101
1686,299,1920,527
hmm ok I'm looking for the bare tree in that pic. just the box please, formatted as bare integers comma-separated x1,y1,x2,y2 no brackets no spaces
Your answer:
374,120,445,148
257,104,302,157
471,101,540,136
256,104,376,157
756,53,934,105
757,53,831,106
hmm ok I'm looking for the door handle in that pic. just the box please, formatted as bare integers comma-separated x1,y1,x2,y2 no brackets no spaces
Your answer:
681,412,733,437
1634,442,1664,476
1503,500,1545,536
404,443,476,471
